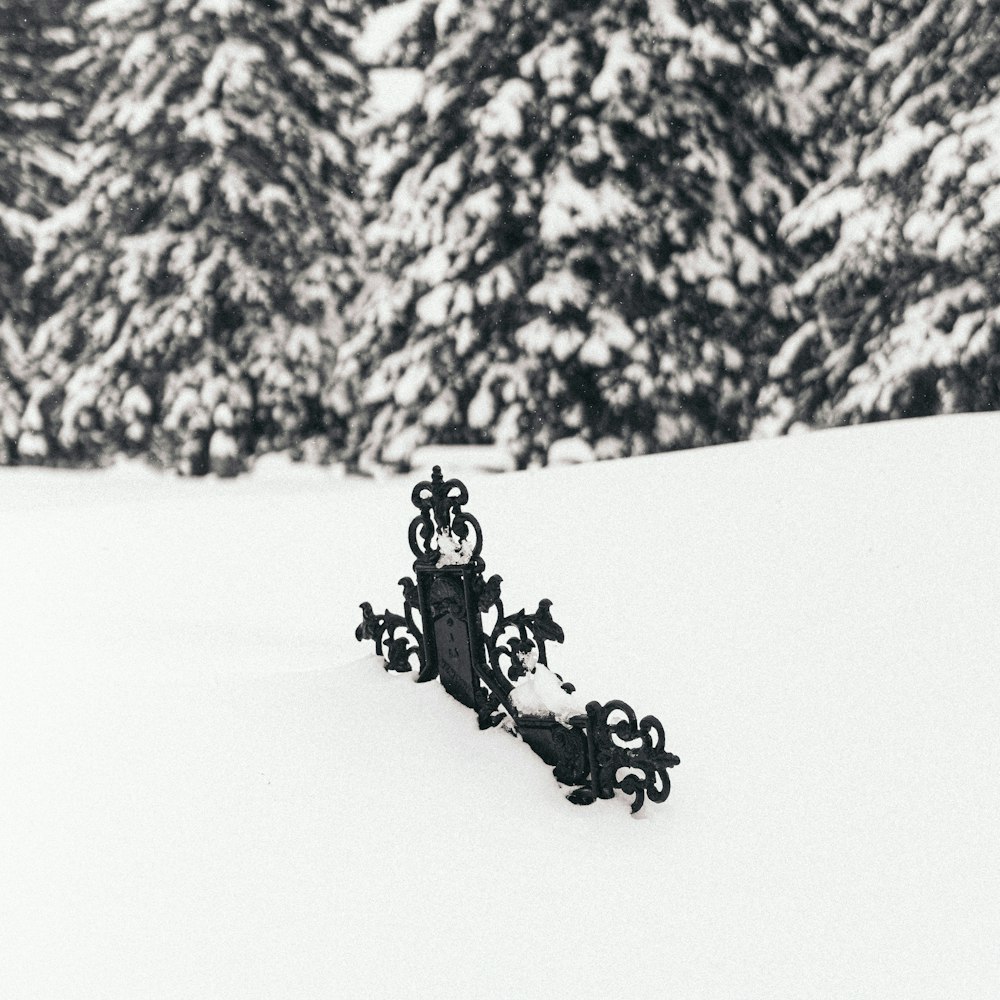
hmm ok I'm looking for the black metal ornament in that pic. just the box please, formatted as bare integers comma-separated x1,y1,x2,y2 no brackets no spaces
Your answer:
355,466,680,812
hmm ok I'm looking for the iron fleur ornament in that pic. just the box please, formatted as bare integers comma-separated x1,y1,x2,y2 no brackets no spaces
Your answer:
355,466,680,812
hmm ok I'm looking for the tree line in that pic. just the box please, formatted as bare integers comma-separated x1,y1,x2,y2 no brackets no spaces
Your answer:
1,0,995,475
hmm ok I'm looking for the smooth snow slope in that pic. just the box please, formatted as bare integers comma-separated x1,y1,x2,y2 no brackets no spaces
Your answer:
2,414,999,999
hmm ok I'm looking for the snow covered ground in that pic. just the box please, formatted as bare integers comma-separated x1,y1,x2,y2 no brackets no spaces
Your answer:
3,413,999,999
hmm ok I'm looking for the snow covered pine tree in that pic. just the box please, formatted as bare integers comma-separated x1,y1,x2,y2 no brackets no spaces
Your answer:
24,0,365,474
340,0,844,469
758,0,1000,434
0,0,78,464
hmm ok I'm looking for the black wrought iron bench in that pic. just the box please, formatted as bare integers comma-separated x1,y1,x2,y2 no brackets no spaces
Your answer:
356,466,679,812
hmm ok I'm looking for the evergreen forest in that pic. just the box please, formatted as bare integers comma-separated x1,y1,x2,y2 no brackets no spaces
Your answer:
2,0,997,474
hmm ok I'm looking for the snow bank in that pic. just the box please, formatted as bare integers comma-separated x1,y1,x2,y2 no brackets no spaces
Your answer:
2,413,999,999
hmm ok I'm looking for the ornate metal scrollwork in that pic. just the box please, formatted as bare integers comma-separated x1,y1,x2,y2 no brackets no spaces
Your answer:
476,678,504,730
355,573,434,681
581,700,681,813
479,573,568,689
408,465,485,570
354,467,680,812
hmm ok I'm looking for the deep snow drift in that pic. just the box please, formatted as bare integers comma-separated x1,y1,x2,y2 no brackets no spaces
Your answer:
2,413,999,999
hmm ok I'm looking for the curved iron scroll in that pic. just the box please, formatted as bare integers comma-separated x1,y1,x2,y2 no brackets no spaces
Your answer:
478,573,567,689
355,574,434,682
408,465,485,570
578,700,681,813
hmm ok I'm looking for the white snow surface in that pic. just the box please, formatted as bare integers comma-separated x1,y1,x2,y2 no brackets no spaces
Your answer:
509,663,588,724
366,67,423,125
355,0,427,65
3,414,1000,999
434,527,473,566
